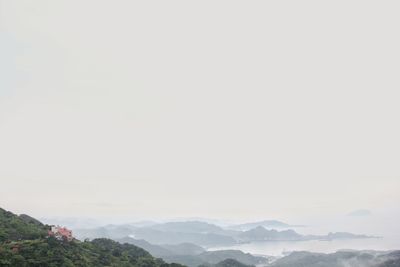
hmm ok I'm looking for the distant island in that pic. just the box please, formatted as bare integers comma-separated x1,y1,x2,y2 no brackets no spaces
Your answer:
236,226,374,243
228,220,304,231
347,209,372,217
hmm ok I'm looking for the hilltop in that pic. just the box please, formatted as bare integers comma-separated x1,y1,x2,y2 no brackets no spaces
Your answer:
228,220,293,231
0,208,48,242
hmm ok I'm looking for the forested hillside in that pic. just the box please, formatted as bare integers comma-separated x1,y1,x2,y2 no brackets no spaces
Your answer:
0,207,184,267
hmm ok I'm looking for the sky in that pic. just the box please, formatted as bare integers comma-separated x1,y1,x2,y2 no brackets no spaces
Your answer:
1,1,400,223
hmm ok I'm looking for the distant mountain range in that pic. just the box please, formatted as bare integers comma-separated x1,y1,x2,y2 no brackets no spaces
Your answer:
74,221,375,248
1,207,398,267
149,221,227,234
237,226,374,242
131,227,237,247
74,221,237,247
238,226,302,242
74,224,138,239
116,237,270,267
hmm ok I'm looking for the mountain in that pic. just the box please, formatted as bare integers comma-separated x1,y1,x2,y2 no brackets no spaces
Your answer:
73,221,238,247
270,250,400,267
162,243,206,256
0,237,185,267
117,237,175,257
116,237,268,267
2,207,389,267
74,219,376,247
117,237,205,257
74,224,138,240
199,258,253,267
229,220,295,231
0,207,48,242
347,209,372,217
237,226,374,242
379,251,400,267
40,216,104,229
322,232,375,240
162,255,207,267
148,221,227,234
146,221,239,237
131,227,237,246
196,250,268,266
162,250,269,267
238,226,302,242
129,220,158,227
0,207,185,267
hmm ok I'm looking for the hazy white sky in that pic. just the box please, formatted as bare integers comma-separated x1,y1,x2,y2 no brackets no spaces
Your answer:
1,1,400,221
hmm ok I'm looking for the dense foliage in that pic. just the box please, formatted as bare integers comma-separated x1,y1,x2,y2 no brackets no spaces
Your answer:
0,238,184,267
0,208,48,242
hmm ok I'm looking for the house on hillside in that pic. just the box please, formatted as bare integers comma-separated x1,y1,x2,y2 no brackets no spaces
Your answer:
11,244,20,253
48,226,73,241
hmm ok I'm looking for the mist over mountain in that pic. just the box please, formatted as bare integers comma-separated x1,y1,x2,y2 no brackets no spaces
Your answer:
148,221,236,236
117,237,176,257
70,218,381,266
2,207,400,267
238,227,302,242
40,217,105,229
73,220,374,248
74,224,138,240
115,236,271,267
162,243,207,256
270,250,400,267
229,220,295,231
132,227,237,247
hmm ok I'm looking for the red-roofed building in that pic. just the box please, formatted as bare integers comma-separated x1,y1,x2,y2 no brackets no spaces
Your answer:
48,226,73,241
